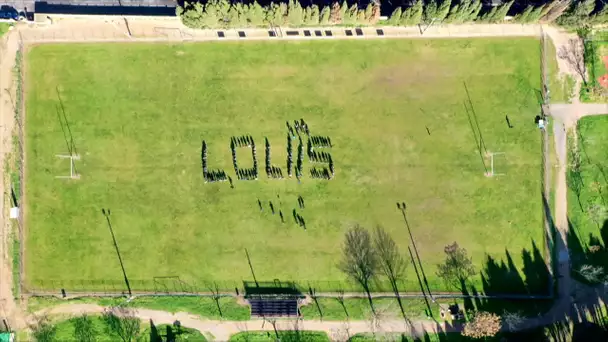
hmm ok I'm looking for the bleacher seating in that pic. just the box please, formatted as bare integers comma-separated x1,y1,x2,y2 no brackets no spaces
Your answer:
249,298,298,317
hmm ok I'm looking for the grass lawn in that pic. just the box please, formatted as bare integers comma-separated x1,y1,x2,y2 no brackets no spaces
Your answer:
348,333,468,342
300,296,551,321
583,33,608,102
230,331,329,342
567,116,608,280
348,329,548,341
0,23,11,37
52,315,206,342
26,38,546,294
300,297,432,321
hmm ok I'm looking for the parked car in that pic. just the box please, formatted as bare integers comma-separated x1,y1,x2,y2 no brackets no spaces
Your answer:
0,6,24,21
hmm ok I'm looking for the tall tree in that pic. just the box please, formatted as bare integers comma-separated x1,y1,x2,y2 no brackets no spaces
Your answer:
102,306,141,342
329,2,342,24
339,225,378,313
402,0,423,25
320,5,331,25
539,0,571,23
435,0,452,21
446,0,482,23
374,226,407,318
287,0,304,26
436,242,475,290
556,0,595,26
30,315,56,342
389,7,402,25
73,314,96,342
247,1,266,27
557,38,588,86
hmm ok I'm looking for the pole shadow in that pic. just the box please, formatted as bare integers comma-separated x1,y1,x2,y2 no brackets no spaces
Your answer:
56,87,77,155
463,101,488,174
101,208,132,296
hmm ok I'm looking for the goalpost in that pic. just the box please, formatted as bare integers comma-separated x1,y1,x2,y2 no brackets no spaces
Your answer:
55,154,80,179
484,151,506,177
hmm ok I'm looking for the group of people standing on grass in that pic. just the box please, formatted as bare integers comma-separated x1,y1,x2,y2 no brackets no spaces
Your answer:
257,195,307,230
231,135,258,180
265,138,284,179
287,118,310,138
307,136,334,179
201,140,228,183
201,118,335,185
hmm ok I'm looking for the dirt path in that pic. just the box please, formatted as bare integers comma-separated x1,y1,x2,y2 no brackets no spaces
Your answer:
2,19,606,339
544,26,608,328
0,27,24,331
36,303,461,341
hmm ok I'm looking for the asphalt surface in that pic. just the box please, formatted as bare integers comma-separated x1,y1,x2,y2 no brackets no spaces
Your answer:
0,0,177,15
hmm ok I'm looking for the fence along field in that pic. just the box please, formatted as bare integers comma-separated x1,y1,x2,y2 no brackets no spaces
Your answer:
24,39,548,295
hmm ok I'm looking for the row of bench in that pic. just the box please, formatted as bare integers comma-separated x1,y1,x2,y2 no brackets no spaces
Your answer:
216,28,385,38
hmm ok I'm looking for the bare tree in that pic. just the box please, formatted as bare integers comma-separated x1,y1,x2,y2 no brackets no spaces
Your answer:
578,264,605,283
558,38,588,86
30,314,56,342
335,288,349,318
102,306,140,342
539,0,571,23
339,224,378,314
436,242,475,291
502,310,524,332
587,204,607,227
373,226,407,319
462,311,501,338
73,314,96,342
330,322,351,342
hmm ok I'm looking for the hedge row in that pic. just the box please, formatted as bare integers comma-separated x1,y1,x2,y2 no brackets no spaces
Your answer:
177,0,608,29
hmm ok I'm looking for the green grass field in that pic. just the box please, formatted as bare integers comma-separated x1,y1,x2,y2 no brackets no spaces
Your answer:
26,38,546,293
567,116,608,280
229,331,329,342
583,34,608,102
51,316,206,342
0,23,11,37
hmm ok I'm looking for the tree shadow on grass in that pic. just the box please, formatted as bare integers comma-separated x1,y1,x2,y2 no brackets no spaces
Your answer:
481,240,550,295
457,240,552,320
149,319,161,342
568,218,608,284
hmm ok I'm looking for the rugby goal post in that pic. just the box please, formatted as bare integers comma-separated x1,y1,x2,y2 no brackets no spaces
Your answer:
55,154,80,179
484,152,505,177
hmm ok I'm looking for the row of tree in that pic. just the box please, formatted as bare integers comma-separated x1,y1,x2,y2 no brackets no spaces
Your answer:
389,0,608,26
31,307,141,342
340,225,476,302
179,0,608,29
339,225,508,338
178,0,381,29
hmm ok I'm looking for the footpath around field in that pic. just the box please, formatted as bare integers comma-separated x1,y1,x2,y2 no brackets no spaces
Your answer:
0,18,606,340
38,303,462,341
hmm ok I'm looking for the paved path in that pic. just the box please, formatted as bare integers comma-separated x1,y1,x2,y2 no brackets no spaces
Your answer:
1,18,607,340
543,26,608,337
